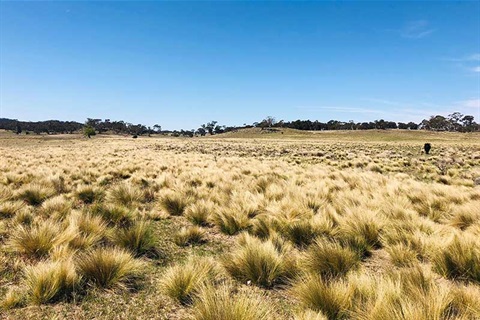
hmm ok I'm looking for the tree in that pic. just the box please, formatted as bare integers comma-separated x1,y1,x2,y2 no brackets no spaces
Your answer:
153,124,162,133
83,126,96,138
15,122,22,134
205,121,217,135
85,118,102,130
428,115,449,131
448,112,464,131
461,115,476,132
264,116,276,128
407,122,418,130
196,127,206,136
374,119,386,130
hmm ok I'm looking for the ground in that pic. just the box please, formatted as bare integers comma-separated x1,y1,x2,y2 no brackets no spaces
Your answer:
1,129,479,319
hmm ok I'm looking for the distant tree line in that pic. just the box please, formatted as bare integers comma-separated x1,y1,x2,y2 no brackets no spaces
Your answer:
83,118,162,136
0,118,83,134
1,111,478,137
254,112,479,132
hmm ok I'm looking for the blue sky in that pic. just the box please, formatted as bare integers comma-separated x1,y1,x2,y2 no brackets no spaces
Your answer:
0,1,479,130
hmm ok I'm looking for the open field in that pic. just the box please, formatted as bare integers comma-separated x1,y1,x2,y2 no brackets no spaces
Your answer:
1,130,480,319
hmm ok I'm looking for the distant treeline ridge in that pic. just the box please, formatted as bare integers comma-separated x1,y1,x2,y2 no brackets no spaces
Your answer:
0,111,478,137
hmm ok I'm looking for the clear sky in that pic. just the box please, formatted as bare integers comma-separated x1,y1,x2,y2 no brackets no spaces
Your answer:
1,1,479,130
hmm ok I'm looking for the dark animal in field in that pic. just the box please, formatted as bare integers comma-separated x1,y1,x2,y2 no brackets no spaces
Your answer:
132,135,138,139
424,143,431,154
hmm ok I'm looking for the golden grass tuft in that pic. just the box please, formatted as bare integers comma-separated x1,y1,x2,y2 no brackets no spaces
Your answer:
212,208,251,235
290,274,352,319
192,284,275,320
223,234,296,288
1,287,26,310
159,190,189,216
8,222,62,258
75,185,105,204
108,182,144,207
24,259,79,304
160,256,220,304
336,211,383,257
302,239,360,280
385,243,418,267
90,203,135,227
76,248,144,289
433,234,480,283
40,195,71,219
293,309,328,320
174,226,207,247
16,184,54,206
111,220,158,257
0,200,24,218
185,200,214,226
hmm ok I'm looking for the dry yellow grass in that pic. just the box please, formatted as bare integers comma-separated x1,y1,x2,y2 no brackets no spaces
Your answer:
0,131,479,318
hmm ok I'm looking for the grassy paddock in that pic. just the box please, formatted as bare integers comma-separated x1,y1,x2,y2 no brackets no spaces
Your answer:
0,130,479,319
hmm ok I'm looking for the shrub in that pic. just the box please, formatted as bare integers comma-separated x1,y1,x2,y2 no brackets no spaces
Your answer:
223,234,295,288
433,235,480,283
111,220,158,257
302,239,360,280
83,125,96,138
174,226,207,247
24,259,79,304
76,248,144,289
192,284,274,320
160,256,219,304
